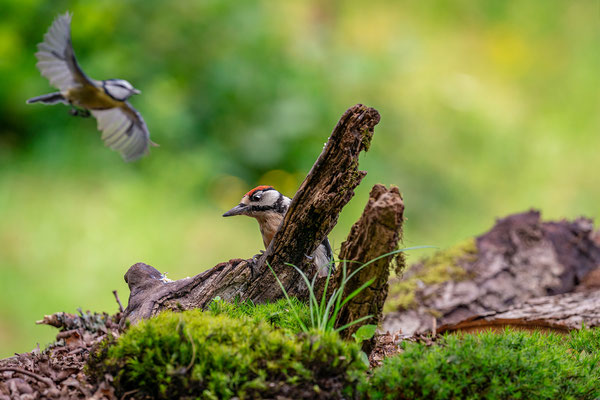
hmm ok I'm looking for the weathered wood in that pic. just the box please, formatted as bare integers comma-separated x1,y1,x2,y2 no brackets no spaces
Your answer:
437,289,600,334
244,104,380,300
335,184,405,346
120,104,381,327
383,211,600,335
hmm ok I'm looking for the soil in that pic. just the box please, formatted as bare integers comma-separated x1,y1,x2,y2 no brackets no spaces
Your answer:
0,310,120,400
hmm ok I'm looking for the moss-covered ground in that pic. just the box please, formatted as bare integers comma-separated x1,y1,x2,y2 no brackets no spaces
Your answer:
89,299,600,399
89,304,364,399
360,328,600,400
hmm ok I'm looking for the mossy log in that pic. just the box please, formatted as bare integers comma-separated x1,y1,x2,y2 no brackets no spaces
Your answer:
121,104,404,330
384,211,600,335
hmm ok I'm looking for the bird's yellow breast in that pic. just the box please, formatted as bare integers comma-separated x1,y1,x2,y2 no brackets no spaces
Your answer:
65,85,122,110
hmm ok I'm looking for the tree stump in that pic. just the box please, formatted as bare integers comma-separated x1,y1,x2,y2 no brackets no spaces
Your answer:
335,184,405,347
120,104,404,332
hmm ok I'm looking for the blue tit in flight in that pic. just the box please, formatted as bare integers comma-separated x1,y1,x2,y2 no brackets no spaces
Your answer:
27,12,156,162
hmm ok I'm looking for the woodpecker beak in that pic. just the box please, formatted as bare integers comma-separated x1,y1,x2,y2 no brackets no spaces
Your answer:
132,88,141,95
223,204,249,217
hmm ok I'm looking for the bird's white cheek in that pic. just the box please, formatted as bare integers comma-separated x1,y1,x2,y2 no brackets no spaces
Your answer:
106,86,131,101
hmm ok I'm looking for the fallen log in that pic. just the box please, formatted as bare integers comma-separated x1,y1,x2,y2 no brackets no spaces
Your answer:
437,289,600,334
383,211,600,335
121,104,392,327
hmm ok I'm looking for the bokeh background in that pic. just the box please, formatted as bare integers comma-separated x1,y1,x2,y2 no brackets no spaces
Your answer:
1,0,598,357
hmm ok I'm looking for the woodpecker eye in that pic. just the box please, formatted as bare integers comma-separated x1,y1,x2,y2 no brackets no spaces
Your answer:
251,192,262,201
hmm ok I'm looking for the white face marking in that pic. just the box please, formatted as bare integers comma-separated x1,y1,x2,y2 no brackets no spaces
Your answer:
105,79,137,101
231,188,290,220
250,190,280,208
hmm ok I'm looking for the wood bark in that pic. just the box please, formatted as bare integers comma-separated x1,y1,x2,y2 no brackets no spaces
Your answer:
121,104,382,327
383,211,600,335
437,289,600,334
335,184,405,346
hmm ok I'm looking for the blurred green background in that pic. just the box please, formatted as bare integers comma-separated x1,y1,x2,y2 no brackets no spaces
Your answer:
0,0,598,357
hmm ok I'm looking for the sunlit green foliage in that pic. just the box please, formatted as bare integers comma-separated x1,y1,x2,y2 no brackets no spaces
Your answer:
360,328,600,400
1,0,598,356
90,310,366,399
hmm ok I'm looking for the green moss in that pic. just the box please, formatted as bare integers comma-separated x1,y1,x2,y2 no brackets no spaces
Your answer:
359,328,600,400
568,326,600,355
385,238,477,312
207,296,310,333
89,310,365,399
361,128,372,151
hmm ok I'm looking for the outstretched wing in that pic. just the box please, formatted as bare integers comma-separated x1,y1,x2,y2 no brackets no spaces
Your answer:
35,12,94,92
91,103,154,162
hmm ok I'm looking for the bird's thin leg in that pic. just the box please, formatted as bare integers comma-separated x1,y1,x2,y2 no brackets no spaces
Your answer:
251,250,265,263
248,250,267,280
68,107,91,118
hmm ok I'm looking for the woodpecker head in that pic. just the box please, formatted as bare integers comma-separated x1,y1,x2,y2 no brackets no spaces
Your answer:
222,186,289,218
103,79,141,101
223,185,334,277
223,186,291,248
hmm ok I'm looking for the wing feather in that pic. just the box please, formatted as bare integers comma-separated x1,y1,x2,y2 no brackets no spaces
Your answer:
34,12,94,92
91,103,152,162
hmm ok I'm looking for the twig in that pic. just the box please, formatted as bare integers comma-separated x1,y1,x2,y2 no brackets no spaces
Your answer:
113,290,124,313
121,388,139,400
0,367,56,388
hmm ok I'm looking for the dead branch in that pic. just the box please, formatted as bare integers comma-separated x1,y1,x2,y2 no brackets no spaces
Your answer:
112,290,124,313
0,367,56,388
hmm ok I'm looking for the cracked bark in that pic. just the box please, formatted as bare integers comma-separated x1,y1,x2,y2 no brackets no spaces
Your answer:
383,211,600,335
334,184,405,350
120,104,386,328
437,289,600,334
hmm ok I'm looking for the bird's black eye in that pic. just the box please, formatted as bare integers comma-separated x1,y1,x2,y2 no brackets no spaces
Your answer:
252,192,262,201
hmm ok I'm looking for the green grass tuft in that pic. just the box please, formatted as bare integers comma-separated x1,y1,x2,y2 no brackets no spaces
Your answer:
360,328,600,400
207,296,310,333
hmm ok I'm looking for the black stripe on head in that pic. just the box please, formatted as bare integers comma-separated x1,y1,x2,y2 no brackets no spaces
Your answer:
102,81,120,101
250,192,287,214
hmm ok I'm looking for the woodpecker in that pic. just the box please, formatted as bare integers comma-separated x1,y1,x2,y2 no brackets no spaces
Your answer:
26,12,156,162
223,186,335,277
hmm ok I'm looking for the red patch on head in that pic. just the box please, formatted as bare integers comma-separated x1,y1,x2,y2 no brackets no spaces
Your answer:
245,185,274,197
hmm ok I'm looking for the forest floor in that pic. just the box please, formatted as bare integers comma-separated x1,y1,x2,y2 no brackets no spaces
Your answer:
1,211,599,399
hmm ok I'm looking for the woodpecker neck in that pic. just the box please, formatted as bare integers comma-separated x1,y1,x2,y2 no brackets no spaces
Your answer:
254,211,285,249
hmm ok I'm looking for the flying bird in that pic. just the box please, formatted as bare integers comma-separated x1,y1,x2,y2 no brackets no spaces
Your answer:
27,12,156,162
223,186,335,277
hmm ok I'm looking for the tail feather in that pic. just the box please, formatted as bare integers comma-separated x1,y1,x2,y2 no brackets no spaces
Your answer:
26,92,67,105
